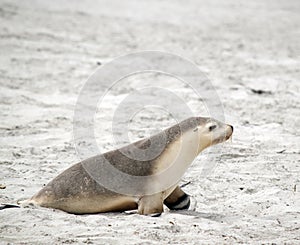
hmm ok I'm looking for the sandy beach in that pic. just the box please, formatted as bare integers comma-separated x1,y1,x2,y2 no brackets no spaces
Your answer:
0,0,299,243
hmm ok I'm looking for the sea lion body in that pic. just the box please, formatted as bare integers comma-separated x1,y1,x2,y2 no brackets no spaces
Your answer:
24,117,233,215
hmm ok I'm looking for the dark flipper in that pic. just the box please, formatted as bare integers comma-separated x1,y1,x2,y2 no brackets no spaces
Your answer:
164,186,190,210
0,203,20,210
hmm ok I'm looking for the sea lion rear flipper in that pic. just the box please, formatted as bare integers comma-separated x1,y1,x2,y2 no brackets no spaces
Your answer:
0,203,20,210
164,186,190,210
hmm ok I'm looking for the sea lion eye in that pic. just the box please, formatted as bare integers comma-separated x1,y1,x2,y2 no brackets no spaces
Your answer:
209,125,217,131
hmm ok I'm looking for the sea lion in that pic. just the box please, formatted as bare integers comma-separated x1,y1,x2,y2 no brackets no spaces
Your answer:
18,117,233,215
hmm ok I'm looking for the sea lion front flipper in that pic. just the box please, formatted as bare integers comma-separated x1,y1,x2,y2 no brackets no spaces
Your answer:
164,186,190,210
138,193,164,215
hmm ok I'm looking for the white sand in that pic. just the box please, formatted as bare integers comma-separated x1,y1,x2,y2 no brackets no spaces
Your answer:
0,0,299,243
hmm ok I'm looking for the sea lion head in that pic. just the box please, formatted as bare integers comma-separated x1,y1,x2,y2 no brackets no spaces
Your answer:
191,117,233,152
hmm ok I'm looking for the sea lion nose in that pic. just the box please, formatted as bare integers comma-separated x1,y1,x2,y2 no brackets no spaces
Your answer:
230,125,233,132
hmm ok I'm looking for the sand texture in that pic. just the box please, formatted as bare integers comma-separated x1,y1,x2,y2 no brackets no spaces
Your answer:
0,0,299,244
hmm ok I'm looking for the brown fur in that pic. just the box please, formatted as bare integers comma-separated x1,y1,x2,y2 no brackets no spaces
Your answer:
26,117,233,215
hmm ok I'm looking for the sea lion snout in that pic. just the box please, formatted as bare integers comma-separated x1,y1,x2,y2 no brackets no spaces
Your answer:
226,124,233,140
